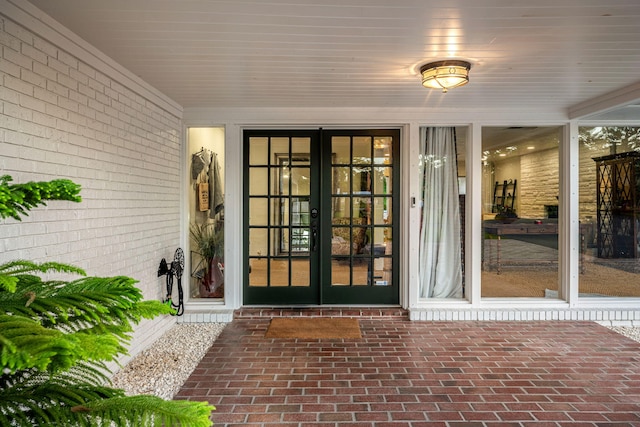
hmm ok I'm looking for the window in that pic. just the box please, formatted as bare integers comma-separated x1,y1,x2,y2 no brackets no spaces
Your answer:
578,126,640,298
188,127,225,299
481,127,561,298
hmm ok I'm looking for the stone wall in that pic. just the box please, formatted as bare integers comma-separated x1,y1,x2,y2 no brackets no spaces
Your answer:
519,148,559,219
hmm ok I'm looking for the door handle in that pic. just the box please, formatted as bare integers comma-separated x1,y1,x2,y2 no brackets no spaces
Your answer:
310,208,319,252
311,220,318,252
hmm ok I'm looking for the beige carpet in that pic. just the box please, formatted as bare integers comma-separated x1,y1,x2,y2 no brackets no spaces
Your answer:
482,261,640,297
265,318,361,339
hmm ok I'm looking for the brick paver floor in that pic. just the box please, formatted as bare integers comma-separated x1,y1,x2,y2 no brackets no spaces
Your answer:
176,314,640,426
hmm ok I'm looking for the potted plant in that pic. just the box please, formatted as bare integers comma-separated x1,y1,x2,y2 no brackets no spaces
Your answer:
190,222,224,298
495,205,518,223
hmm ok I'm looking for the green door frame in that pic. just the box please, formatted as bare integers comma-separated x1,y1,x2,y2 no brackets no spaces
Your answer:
320,129,400,305
243,128,399,305
243,129,321,305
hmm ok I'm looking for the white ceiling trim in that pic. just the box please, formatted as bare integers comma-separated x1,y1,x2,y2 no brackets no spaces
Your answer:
568,81,640,120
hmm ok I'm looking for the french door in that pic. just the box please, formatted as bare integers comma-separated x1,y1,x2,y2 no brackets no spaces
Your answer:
243,129,399,305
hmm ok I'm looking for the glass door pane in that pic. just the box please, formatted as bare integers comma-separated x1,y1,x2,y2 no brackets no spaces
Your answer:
323,130,398,305
244,131,318,305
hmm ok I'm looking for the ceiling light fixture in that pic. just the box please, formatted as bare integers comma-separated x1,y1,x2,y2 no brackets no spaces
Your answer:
420,60,471,93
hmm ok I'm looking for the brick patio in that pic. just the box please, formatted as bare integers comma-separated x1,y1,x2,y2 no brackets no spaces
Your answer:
176,311,640,426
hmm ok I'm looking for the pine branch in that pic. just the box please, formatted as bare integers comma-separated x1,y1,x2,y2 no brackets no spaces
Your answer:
4,274,173,331
1,283,173,374
0,315,65,373
0,176,214,426
75,395,214,427
0,260,85,293
0,259,86,276
1,374,214,427
0,369,121,427
0,175,81,221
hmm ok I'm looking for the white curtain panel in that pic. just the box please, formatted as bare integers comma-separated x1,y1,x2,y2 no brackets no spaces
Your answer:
419,127,463,298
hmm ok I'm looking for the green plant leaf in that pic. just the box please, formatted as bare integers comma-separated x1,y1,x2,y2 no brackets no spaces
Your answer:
1,175,214,426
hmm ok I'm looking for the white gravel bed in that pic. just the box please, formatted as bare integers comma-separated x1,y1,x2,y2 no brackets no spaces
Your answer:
111,323,226,399
607,326,640,344
110,322,639,401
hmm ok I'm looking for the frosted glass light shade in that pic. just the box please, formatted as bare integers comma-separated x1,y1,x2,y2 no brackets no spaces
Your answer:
420,60,471,93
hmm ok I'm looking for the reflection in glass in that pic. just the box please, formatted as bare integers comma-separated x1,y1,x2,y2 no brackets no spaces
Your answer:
374,137,392,162
279,228,290,253
249,258,267,287
373,167,392,194
249,168,268,195
481,126,560,297
249,198,268,226
247,135,313,291
353,226,368,255
331,259,350,286
332,167,350,194
274,198,288,226
291,137,310,154
270,137,289,159
352,262,369,286
249,137,268,165
278,165,290,195
352,197,370,221
270,259,289,287
332,136,351,164
290,227,309,253
290,167,310,196
269,229,280,257
291,259,310,286
374,227,391,252
329,134,394,291
578,126,640,297
372,256,391,287
373,197,390,224
332,227,352,256
332,197,350,219
353,136,372,164
249,229,268,257
352,167,372,193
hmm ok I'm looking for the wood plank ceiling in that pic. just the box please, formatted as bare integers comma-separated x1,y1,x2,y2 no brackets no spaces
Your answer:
23,0,640,118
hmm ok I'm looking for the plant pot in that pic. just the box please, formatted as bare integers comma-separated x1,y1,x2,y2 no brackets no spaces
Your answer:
495,213,518,224
199,257,224,298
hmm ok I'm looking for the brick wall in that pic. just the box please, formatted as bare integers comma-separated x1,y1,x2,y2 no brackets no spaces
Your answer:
0,16,182,359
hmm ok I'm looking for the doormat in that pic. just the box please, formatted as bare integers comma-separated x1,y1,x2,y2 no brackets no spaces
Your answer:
265,317,361,339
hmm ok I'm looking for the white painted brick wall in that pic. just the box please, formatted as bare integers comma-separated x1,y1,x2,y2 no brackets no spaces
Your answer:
409,308,640,325
0,16,182,360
